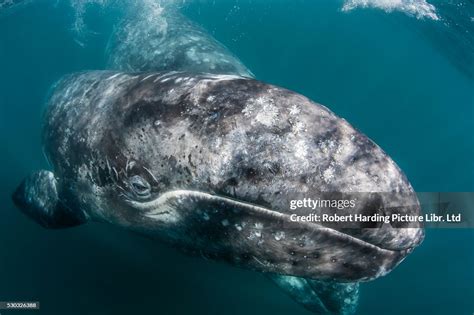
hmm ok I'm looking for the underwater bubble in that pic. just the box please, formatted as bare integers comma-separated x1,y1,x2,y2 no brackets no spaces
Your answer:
341,0,439,20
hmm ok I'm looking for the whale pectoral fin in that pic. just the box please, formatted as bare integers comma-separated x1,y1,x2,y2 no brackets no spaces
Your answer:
268,274,359,315
305,278,359,315
269,274,329,314
12,170,87,229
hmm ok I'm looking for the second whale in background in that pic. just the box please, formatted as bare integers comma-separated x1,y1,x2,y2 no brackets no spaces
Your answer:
106,6,253,77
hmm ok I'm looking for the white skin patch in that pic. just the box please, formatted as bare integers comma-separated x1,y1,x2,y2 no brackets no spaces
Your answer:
322,166,336,184
288,104,301,116
282,275,306,290
206,95,215,102
242,96,279,127
294,139,309,158
292,121,306,134
274,231,286,241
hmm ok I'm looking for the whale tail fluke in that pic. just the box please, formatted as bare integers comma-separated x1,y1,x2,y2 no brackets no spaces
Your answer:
12,170,87,229
268,274,359,315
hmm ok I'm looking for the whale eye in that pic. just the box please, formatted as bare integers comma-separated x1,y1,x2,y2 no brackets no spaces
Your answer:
129,175,151,198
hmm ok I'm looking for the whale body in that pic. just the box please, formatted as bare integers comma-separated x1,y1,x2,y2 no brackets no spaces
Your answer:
14,70,423,279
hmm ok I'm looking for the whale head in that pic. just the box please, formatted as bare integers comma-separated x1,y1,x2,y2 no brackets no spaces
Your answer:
40,72,423,282
13,71,423,283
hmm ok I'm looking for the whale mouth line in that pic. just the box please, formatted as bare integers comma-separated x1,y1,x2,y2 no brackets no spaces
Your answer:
127,189,408,255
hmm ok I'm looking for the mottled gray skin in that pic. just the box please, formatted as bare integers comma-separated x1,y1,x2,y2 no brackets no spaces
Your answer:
106,8,252,77
12,170,86,228
14,70,423,282
270,274,359,315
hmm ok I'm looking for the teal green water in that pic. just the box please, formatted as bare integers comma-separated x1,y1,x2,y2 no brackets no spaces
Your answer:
0,1,472,314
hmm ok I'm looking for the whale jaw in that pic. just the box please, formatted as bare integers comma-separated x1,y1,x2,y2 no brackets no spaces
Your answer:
126,189,410,282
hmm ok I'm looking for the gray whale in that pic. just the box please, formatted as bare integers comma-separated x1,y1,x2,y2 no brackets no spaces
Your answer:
12,5,424,315
13,70,423,308
107,9,253,77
